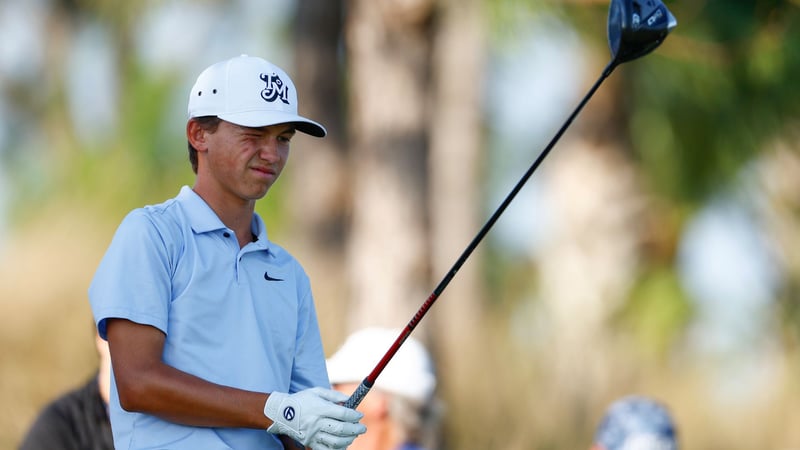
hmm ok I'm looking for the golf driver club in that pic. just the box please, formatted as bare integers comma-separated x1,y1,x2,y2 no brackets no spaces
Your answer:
344,0,677,410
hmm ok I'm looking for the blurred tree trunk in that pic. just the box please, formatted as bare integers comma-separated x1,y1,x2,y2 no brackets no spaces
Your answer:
290,0,350,345
344,0,436,329
426,0,487,448
428,0,486,343
344,1,487,446
534,65,648,429
756,141,800,348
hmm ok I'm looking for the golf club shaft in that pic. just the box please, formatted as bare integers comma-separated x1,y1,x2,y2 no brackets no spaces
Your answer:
344,61,617,409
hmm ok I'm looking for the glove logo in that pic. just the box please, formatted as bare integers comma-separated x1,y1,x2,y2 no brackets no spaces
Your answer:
283,406,296,421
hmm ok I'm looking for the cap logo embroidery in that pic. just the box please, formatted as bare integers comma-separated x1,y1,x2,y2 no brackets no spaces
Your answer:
260,72,290,105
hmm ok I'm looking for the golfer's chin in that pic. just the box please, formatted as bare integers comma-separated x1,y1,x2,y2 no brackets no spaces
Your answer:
242,176,278,199
249,187,272,201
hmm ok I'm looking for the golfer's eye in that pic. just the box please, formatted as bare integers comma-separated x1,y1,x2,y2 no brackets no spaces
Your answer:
240,131,261,140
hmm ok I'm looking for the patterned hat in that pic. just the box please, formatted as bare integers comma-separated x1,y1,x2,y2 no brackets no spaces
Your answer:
594,396,678,450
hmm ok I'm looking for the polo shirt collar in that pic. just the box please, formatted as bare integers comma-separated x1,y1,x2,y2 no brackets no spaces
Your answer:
178,186,226,234
176,186,272,253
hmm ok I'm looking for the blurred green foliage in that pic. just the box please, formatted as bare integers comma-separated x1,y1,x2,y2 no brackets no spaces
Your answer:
627,0,800,204
618,266,693,359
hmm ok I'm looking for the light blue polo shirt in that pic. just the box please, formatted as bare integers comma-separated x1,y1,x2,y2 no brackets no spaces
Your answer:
89,186,329,450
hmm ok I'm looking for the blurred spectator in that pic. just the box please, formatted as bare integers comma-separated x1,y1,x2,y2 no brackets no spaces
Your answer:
591,395,678,450
18,332,113,450
327,327,441,450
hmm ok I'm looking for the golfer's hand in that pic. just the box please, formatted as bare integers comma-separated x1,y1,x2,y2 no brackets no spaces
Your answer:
264,387,366,450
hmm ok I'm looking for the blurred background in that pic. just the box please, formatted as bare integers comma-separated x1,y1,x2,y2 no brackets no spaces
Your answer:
1,0,800,448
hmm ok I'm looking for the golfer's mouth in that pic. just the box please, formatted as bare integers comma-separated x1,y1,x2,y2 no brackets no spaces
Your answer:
251,166,276,178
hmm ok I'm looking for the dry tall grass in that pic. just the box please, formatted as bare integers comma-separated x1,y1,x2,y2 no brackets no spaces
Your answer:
1,206,113,448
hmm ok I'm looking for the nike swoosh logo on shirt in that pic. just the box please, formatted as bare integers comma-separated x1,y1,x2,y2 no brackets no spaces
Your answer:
264,271,284,282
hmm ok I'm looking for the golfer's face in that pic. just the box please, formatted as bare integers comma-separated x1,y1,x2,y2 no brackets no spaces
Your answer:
203,121,295,201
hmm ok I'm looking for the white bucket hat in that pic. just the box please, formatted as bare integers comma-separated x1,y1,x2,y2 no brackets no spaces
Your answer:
188,54,326,137
326,328,436,403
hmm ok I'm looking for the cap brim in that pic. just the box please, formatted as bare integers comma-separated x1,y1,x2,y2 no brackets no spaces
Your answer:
217,110,327,137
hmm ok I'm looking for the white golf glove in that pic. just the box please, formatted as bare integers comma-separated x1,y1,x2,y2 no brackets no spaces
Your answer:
264,387,366,450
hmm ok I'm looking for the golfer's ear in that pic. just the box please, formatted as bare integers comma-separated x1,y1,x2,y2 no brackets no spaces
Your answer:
186,119,209,152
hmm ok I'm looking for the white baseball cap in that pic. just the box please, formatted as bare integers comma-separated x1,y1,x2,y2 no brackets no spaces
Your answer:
187,54,326,137
326,327,436,403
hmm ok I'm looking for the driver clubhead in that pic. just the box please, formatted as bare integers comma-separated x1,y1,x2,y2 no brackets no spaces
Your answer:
608,0,677,66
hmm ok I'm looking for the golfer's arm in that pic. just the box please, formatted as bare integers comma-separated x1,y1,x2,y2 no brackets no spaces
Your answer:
106,318,273,429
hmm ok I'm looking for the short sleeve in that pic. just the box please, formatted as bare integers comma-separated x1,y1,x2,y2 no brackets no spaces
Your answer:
89,209,174,340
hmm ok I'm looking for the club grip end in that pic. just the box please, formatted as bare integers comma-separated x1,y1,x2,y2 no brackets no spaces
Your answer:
343,380,373,409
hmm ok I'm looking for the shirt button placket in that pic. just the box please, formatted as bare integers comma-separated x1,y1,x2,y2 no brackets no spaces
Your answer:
222,230,241,282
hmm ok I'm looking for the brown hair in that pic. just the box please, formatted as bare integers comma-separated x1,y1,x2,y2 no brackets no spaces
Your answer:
187,116,221,173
